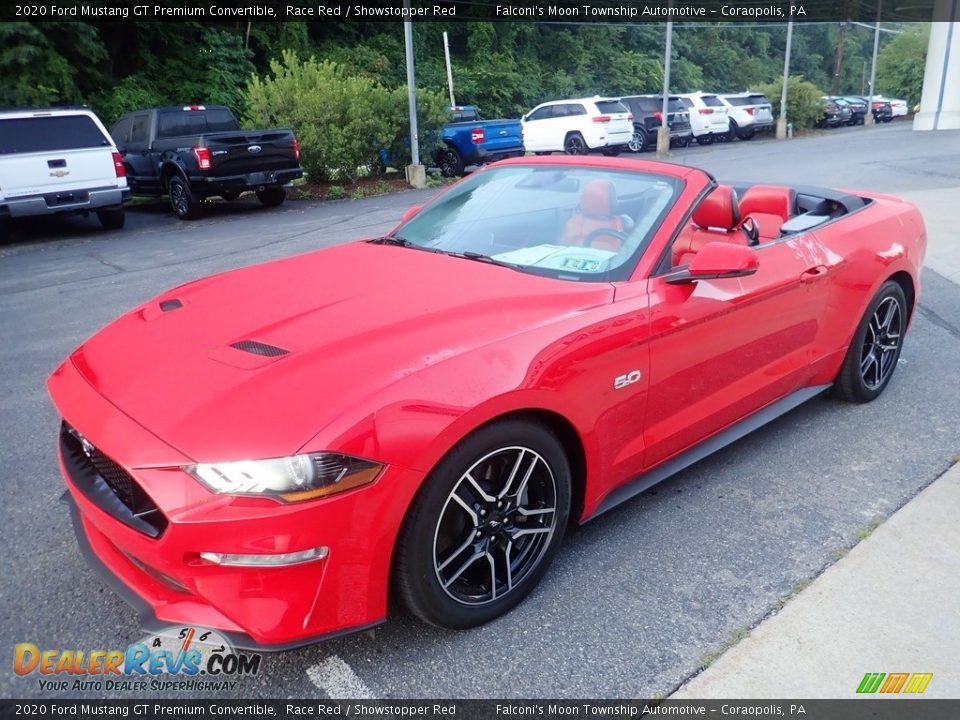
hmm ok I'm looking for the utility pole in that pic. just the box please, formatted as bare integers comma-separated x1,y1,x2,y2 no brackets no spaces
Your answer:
776,19,793,140
657,18,674,156
832,21,848,96
403,0,425,188
865,0,882,125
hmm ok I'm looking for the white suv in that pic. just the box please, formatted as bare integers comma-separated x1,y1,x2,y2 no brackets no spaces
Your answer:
676,93,731,145
0,108,128,241
719,92,775,140
521,97,633,155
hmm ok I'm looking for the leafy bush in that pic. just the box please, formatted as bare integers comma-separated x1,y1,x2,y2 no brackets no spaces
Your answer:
758,76,825,130
242,51,446,183
877,25,929,107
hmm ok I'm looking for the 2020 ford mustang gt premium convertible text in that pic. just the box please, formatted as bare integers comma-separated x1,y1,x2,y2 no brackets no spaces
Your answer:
49,156,926,649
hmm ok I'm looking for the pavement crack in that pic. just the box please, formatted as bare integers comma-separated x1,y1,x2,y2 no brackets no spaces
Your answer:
87,254,126,274
917,303,960,340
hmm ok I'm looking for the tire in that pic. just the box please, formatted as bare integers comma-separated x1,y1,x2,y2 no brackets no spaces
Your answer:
601,145,623,157
256,188,286,208
675,136,690,148
439,147,464,178
393,419,572,629
733,121,755,141
628,128,648,153
168,175,202,220
563,132,588,155
696,135,714,146
834,280,907,403
96,206,125,230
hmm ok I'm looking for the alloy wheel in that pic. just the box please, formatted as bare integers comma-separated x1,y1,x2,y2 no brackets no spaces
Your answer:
564,136,587,155
860,297,902,390
433,446,558,606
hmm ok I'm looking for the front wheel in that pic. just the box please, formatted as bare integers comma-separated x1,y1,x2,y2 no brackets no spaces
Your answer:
256,188,286,207
393,419,571,629
834,280,907,403
96,206,125,230
628,129,648,153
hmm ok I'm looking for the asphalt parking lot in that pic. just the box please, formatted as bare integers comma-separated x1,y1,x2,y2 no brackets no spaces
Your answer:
2,121,959,699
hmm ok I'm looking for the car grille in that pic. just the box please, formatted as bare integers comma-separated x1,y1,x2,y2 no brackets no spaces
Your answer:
59,422,168,538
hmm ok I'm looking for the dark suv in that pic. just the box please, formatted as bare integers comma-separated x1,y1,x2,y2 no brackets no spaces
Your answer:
617,95,693,152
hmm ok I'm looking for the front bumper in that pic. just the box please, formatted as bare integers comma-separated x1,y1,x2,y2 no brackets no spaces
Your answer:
2,186,128,218
48,358,424,648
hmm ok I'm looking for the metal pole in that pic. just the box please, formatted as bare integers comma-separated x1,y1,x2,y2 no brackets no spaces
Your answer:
443,31,456,108
657,19,673,156
402,5,424,186
776,19,794,139
866,0,882,125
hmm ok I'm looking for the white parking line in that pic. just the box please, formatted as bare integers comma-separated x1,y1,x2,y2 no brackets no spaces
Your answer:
306,655,376,699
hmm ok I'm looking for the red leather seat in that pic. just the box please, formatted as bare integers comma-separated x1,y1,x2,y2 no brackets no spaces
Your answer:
738,185,796,242
671,185,748,266
561,180,626,251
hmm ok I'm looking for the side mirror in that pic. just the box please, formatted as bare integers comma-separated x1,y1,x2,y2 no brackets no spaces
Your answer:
400,204,423,224
667,242,759,284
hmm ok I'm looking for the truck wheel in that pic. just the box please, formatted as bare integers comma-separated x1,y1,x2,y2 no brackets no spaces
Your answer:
168,175,202,220
256,188,286,208
96,207,125,230
439,148,464,178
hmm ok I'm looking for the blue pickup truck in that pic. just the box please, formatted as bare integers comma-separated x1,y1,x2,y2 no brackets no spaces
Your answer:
433,106,525,177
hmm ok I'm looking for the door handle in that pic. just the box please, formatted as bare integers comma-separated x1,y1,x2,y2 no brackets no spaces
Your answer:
800,265,828,283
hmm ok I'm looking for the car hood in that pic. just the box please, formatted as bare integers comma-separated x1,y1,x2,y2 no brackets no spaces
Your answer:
70,241,613,462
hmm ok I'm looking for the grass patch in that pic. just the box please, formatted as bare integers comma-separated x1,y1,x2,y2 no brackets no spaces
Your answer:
699,628,749,670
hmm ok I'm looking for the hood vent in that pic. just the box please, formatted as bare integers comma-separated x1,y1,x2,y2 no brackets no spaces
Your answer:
230,340,289,357
159,299,183,312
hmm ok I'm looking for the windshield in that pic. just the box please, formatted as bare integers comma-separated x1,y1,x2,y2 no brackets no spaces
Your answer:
393,165,682,282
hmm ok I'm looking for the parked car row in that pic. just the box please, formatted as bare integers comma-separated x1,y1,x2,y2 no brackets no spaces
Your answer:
517,91,776,159
819,96,896,128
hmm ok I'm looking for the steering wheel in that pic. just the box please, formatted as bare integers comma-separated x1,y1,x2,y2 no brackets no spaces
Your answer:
583,227,629,250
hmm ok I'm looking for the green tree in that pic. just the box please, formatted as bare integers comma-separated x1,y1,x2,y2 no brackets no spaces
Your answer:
758,76,825,130
877,24,929,106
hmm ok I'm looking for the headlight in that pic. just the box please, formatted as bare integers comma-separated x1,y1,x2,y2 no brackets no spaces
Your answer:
185,453,383,502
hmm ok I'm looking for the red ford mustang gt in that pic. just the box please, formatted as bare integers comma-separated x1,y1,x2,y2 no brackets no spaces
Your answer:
48,156,926,649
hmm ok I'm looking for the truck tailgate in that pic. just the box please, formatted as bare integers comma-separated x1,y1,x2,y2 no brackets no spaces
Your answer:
454,120,523,154
0,148,120,198
202,130,298,175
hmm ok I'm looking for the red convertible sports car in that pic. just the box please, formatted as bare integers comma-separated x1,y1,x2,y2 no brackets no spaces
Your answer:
49,156,926,648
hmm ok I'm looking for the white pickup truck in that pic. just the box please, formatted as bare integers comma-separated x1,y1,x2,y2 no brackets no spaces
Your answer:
0,108,129,241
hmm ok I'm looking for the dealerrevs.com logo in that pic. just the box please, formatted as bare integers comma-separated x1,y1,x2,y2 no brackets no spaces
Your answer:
14,626,261,693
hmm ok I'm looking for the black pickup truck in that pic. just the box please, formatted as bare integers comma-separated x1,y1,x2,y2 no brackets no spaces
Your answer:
110,105,302,219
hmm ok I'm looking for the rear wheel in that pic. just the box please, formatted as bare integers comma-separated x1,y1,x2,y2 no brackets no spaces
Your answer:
439,147,464,178
96,206,125,230
696,135,714,146
256,188,286,208
393,419,571,629
168,175,202,220
834,280,907,403
563,132,588,155
628,128,648,153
